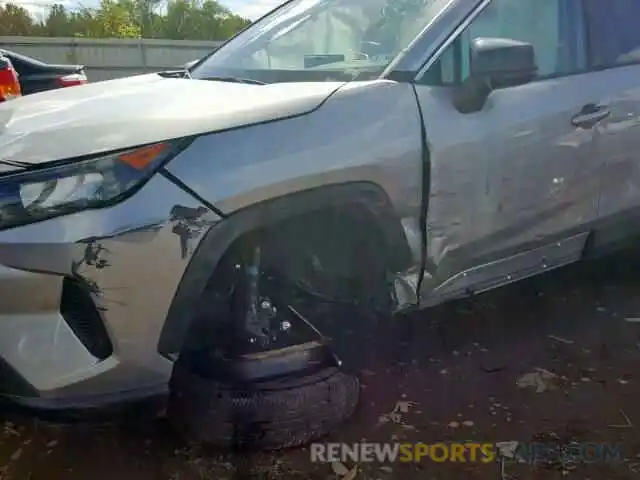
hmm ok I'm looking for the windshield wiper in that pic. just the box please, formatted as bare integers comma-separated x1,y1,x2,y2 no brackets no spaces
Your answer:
158,69,191,79
199,76,266,85
0,159,33,170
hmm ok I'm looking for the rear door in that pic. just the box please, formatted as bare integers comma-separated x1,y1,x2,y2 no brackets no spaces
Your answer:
580,0,640,252
412,0,609,301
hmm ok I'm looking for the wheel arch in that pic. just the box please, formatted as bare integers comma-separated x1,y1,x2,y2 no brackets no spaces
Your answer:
157,181,413,357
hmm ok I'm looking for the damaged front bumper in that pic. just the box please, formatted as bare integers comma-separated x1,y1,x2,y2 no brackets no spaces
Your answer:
0,173,220,409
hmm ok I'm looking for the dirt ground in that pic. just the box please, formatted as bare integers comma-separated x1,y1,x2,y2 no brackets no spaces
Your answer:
2,252,640,479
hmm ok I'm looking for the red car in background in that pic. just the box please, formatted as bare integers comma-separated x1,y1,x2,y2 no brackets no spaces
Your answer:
0,54,21,102
0,48,88,96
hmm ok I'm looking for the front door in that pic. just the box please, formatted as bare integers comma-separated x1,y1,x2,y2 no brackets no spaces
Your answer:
412,0,609,302
579,0,640,252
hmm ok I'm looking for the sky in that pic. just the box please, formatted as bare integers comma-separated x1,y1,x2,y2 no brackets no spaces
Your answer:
5,0,283,22
223,0,281,19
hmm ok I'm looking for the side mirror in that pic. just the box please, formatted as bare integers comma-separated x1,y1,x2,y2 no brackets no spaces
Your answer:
453,37,538,114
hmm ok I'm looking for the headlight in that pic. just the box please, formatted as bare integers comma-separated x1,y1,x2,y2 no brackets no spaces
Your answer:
0,140,185,230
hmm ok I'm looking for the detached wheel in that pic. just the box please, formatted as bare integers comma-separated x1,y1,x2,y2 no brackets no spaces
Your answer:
168,359,359,450
167,211,390,450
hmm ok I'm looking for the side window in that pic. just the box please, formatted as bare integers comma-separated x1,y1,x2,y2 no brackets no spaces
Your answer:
422,0,586,85
584,0,640,68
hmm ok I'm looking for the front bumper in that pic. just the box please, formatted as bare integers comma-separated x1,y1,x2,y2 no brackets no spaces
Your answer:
0,173,220,409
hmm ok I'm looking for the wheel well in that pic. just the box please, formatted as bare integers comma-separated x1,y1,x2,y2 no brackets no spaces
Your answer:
158,182,412,357
174,206,395,355
261,205,389,275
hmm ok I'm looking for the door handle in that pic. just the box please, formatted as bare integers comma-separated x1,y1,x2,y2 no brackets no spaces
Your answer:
571,103,610,128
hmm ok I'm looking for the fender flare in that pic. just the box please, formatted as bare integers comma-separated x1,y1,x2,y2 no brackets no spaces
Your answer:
157,182,412,356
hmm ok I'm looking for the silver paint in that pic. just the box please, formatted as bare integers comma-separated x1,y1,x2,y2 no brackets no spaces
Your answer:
424,233,589,305
165,80,425,229
0,174,219,404
2,0,640,406
412,73,606,301
591,65,640,227
0,73,344,164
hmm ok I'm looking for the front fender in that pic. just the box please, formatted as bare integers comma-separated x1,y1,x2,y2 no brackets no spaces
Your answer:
163,80,423,217
157,182,412,357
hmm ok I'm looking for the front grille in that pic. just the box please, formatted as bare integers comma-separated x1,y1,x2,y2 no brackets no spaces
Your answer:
60,278,113,360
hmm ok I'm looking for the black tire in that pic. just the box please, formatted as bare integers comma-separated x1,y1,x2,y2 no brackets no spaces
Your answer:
167,361,360,450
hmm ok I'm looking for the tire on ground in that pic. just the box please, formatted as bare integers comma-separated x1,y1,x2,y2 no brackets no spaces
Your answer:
167,360,360,450
166,207,389,450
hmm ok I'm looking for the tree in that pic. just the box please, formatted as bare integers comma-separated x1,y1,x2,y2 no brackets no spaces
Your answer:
194,0,250,40
43,4,73,37
92,0,141,38
137,0,164,37
0,3,39,35
161,0,193,40
0,0,250,40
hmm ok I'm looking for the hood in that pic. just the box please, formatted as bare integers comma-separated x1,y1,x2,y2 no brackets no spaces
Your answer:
0,73,345,165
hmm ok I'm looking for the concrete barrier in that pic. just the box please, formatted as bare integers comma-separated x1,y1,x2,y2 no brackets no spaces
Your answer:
0,36,223,81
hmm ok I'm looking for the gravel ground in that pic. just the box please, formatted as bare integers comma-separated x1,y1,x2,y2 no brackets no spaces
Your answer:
2,252,640,479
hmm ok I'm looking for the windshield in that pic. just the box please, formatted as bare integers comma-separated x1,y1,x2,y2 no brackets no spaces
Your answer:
190,0,450,84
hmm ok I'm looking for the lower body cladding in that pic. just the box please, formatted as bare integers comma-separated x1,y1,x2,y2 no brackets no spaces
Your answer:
0,173,220,409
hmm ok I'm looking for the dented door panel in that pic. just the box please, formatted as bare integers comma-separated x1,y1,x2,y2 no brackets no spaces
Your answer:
414,75,603,301
590,66,640,243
